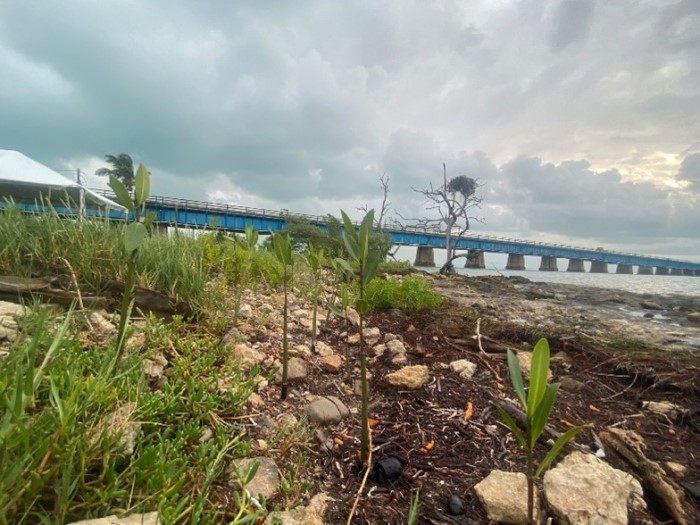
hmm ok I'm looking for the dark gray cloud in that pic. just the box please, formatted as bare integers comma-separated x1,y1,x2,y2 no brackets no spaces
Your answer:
0,0,698,258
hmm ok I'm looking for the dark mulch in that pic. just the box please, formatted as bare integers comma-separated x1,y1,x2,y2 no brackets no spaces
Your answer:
260,304,700,524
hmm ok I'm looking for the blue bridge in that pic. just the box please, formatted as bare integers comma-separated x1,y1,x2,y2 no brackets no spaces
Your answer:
24,190,700,276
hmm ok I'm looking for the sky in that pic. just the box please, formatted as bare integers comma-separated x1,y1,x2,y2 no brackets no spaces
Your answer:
1,0,699,260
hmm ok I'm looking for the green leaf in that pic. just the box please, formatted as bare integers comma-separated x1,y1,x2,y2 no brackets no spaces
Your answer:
328,303,344,318
124,222,148,253
363,251,380,286
340,283,350,308
244,460,260,485
527,338,551,418
535,425,587,479
530,383,560,447
341,210,357,239
134,163,150,207
343,232,360,261
506,350,527,410
108,176,135,214
142,211,157,229
334,258,354,275
355,298,371,314
494,403,527,448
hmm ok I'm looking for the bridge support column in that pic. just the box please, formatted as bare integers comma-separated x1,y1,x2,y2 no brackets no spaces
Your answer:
637,265,653,275
654,267,669,275
590,260,608,273
505,253,525,270
683,269,694,276
153,223,169,235
414,247,435,267
616,264,633,274
566,259,585,272
464,250,485,269
671,268,684,276
539,256,558,271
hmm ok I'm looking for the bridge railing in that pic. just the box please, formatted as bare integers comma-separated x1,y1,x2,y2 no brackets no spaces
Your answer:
90,189,696,266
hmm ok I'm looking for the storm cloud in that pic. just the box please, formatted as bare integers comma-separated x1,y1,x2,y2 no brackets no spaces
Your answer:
0,0,698,258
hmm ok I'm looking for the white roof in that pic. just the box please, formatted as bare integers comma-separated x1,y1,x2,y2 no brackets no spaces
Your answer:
0,149,125,211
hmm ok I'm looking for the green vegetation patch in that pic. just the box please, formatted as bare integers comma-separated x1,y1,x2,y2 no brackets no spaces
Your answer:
366,276,444,314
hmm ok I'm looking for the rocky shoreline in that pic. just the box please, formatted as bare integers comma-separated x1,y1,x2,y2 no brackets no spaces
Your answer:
431,273,700,356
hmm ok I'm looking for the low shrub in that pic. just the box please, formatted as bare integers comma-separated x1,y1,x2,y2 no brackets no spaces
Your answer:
366,276,443,314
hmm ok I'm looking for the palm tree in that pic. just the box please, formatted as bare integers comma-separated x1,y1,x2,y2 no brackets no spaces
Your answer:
95,154,135,191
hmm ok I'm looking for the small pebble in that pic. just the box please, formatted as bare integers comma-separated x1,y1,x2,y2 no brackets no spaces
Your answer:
448,494,464,515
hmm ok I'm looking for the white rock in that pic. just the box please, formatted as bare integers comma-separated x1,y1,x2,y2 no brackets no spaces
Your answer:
474,470,539,525
275,357,307,382
247,392,265,409
290,344,312,359
264,493,333,525
67,512,160,525
449,359,477,379
238,303,253,318
664,461,687,478
88,402,140,458
89,311,118,339
386,365,430,389
362,327,381,346
642,400,687,419
346,308,360,326
231,343,265,368
231,457,280,500
391,353,408,366
142,352,168,379
516,351,552,381
543,451,644,525
0,301,25,318
314,341,335,356
386,339,407,354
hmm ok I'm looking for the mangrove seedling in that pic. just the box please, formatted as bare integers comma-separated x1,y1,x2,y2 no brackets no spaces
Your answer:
108,164,155,374
337,209,380,465
227,225,258,324
494,338,587,524
305,242,325,353
272,232,294,400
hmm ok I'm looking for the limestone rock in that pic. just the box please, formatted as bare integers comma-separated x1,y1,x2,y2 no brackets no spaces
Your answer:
314,341,334,356
449,359,477,379
290,344,312,359
391,353,408,366
0,301,25,318
664,461,687,478
67,512,160,525
264,493,333,525
305,396,350,425
386,365,430,389
543,451,644,525
386,339,407,354
89,402,140,458
231,457,280,500
686,312,700,323
238,303,253,318
363,327,381,346
642,400,687,419
275,357,308,382
560,375,586,392
142,352,168,379
88,311,117,340
516,351,552,381
247,392,265,409
641,300,663,311
474,470,538,524
346,308,360,326
319,355,343,373
231,343,265,368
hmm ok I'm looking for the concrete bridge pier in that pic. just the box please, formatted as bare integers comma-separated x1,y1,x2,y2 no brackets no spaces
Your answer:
654,267,669,275
683,269,695,276
671,268,684,276
465,250,486,269
539,256,558,271
414,246,436,267
566,259,585,272
637,266,653,275
590,260,608,273
505,253,526,270
154,223,169,235
616,264,633,274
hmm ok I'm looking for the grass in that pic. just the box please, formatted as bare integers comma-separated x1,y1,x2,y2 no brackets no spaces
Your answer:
366,275,444,314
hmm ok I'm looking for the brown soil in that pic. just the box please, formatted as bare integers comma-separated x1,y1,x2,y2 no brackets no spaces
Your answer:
245,275,700,524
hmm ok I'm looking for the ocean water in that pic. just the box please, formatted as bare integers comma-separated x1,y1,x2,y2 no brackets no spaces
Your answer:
392,247,700,296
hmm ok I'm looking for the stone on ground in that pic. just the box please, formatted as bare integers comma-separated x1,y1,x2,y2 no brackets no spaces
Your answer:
346,308,360,326
231,457,280,500
474,470,538,525
305,396,350,424
319,355,343,373
516,351,552,381
449,359,477,379
142,352,168,379
363,326,381,345
238,303,253,318
264,493,333,525
543,451,644,525
687,312,700,323
642,400,687,419
386,365,430,389
386,339,407,354
88,402,140,458
231,343,265,368
275,357,308,382
314,341,335,356
88,311,117,340
640,300,663,310
68,512,160,525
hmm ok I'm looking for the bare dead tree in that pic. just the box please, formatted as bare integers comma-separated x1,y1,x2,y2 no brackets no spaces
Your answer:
359,173,401,259
406,163,483,274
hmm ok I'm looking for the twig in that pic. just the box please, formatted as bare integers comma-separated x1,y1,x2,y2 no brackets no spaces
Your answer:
346,429,373,525
58,257,92,329
601,373,637,401
441,333,504,387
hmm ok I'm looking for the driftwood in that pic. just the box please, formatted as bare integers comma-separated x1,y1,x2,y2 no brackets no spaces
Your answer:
0,275,192,319
599,428,694,525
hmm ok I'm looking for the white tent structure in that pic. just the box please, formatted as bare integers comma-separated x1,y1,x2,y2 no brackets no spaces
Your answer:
0,149,125,213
